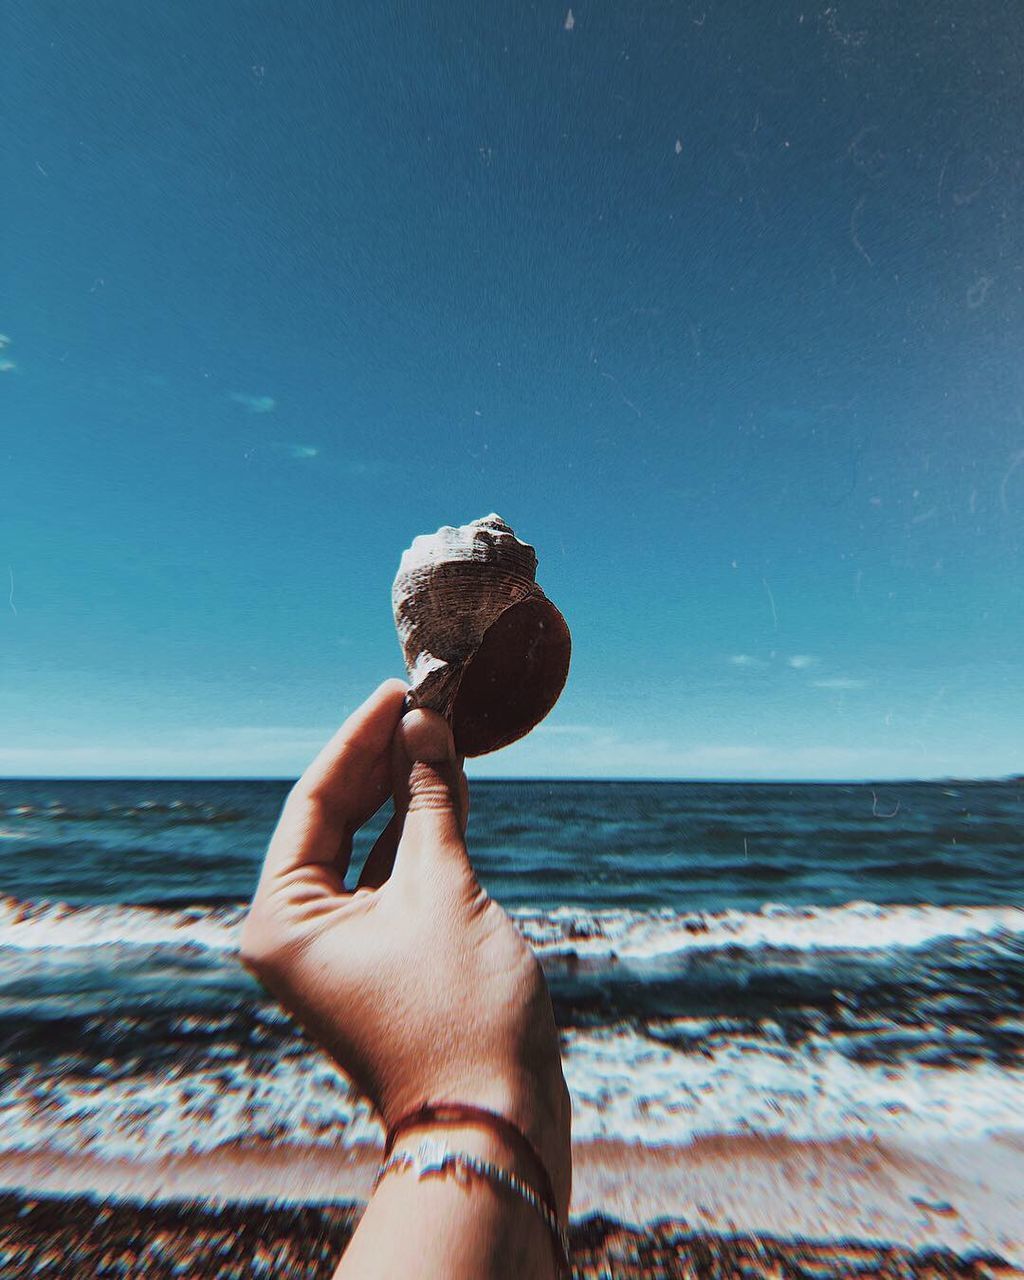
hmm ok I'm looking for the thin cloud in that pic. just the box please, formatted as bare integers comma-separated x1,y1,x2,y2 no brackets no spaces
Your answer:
3,722,1008,782
229,392,277,413
467,727,969,781
728,654,765,668
0,725,334,778
812,677,868,690
283,444,319,460
788,654,818,669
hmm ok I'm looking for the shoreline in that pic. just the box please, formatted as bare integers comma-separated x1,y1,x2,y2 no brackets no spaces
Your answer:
3,1133,1022,1268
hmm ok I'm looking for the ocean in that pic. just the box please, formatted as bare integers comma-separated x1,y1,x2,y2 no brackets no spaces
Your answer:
1,778,1022,1165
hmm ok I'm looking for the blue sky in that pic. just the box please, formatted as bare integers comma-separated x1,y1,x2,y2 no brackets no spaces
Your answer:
2,2,1022,780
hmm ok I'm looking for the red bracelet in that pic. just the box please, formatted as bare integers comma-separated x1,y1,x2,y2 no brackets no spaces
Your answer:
384,1101,560,1223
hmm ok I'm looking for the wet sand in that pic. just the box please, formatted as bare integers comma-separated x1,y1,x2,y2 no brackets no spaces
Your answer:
2,1134,1021,1277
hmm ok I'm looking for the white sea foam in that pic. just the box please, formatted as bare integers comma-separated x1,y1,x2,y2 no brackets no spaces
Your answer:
2,894,1022,958
0,896,245,953
563,1023,1024,1145
2,1020,1021,1159
515,901,1024,959
0,1048,384,1158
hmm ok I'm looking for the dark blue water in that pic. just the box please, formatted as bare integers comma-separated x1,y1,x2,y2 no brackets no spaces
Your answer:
3,778,1021,909
1,779,1021,1157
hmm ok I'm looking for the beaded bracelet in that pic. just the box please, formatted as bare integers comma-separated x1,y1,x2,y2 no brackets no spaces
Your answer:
375,1136,571,1276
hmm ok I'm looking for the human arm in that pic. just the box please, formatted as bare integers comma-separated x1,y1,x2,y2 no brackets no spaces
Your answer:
336,1119,564,1278
239,680,572,1278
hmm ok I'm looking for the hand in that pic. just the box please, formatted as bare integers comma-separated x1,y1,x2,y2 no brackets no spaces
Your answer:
239,679,572,1216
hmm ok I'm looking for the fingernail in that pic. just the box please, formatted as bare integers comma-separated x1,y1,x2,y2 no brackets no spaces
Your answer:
399,709,456,764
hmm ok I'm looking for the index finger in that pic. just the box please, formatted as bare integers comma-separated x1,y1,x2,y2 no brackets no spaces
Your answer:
259,678,409,890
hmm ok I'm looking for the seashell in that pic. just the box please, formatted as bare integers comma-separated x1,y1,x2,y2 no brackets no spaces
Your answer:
392,514,571,756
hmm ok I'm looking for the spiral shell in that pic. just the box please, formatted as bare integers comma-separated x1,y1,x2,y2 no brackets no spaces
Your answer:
392,514,571,756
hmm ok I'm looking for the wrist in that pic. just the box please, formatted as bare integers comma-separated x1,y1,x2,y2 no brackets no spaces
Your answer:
384,1126,569,1276
495,1074,572,1221
385,1075,572,1221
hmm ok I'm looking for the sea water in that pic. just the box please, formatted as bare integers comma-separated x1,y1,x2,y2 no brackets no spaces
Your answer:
1,778,1021,1159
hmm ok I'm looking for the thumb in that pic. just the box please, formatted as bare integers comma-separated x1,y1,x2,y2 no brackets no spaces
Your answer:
391,708,471,882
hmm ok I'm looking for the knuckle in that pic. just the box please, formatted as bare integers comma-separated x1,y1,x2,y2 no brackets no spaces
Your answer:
282,784,349,843
285,777,315,810
407,764,457,813
284,780,323,821
238,908,283,976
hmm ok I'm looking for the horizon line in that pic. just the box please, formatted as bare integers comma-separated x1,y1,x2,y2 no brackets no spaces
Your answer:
1,774,1021,786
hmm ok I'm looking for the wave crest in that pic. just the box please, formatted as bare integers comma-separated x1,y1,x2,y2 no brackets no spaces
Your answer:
2,894,1022,958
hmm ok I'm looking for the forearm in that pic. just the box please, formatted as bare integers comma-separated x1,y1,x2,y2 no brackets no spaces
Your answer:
335,1126,566,1280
